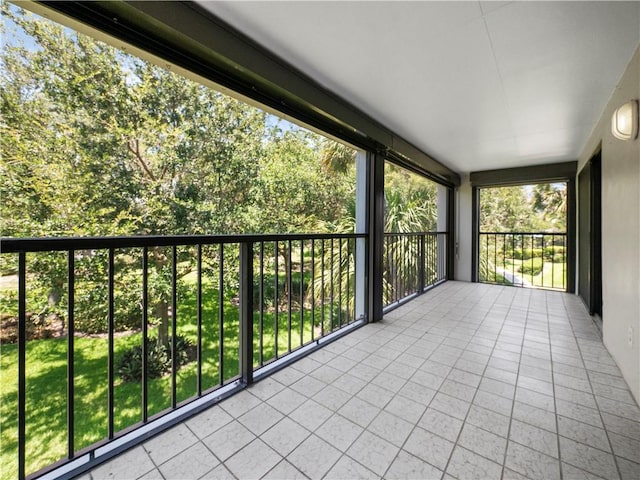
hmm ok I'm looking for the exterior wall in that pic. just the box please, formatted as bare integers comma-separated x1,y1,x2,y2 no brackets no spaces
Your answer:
577,46,640,403
455,175,473,282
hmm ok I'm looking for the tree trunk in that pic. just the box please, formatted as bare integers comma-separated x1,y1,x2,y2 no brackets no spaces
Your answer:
151,247,170,348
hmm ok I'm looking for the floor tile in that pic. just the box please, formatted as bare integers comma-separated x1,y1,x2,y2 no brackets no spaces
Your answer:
260,417,310,456
439,378,476,402
338,396,381,428
505,441,560,480
289,399,333,431
346,431,399,476
185,405,233,440
560,462,604,480
315,413,363,451
143,423,198,466
202,420,255,461
219,390,262,417
385,450,443,480
557,415,611,452
601,412,640,442
446,446,503,480
404,426,455,470
287,434,341,479
384,394,427,424
262,460,308,480
418,407,464,442
509,419,558,458
238,402,283,436
616,456,640,480
367,410,414,447
356,382,395,409
458,423,507,463
266,388,308,415
430,391,470,420
556,399,603,428
325,455,379,480
199,464,236,479
609,432,640,463
514,386,555,412
290,374,326,398
158,442,219,480
224,438,281,480
248,377,286,401
473,390,513,417
90,446,155,480
559,436,619,479
466,404,510,437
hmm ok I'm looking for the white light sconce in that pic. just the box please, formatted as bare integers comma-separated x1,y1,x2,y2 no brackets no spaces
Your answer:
611,100,638,141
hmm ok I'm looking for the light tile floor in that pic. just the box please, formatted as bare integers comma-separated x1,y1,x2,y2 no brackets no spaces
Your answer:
81,282,640,480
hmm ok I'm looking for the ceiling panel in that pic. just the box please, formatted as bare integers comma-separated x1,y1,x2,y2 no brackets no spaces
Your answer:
201,1,640,174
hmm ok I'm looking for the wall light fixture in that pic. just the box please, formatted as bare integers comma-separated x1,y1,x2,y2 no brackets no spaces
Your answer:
611,100,638,141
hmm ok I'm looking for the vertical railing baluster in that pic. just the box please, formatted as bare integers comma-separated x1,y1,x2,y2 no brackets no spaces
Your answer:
520,234,524,287
259,242,264,366
311,239,315,341
530,235,534,287
493,234,498,283
394,235,399,303
108,249,115,438
218,243,224,385
551,235,555,289
197,245,202,396
485,234,489,282
18,252,26,480
419,234,425,293
330,238,334,330
67,251,75,458
299,240,304,346
142,247,148,421
511,235,515,285
274,241,279,358
287,240,292,353
171,246,177,408
346,238,351,323
320,239,325,337
541,236,545,289
338,237,343,327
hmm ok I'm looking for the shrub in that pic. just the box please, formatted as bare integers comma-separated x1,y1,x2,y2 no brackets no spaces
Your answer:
116,335,196,383
519,258,543,276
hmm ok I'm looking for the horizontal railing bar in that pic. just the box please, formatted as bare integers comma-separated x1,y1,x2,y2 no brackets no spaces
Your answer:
479,231,566,235
384,231,448,236
0,233,366,253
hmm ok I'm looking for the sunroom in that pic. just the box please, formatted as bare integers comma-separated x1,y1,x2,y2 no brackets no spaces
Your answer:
1,1,639,480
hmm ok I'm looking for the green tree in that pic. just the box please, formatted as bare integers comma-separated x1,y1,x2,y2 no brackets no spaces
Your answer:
1,5,268,342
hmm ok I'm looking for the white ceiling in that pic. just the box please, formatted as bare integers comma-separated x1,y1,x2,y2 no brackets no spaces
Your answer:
200,1,640,174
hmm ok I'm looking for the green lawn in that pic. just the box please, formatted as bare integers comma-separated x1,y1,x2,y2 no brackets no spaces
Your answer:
0,276,345,479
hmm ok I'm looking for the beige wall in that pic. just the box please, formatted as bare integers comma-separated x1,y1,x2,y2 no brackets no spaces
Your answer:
577,46,640,403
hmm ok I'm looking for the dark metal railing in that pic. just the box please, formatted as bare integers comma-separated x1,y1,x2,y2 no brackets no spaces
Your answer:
383,232,448,309
1,233,366,479
478,232,567,291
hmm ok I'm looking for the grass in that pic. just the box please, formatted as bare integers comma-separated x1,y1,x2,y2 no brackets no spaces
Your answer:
482,256,566,290
0,273,348,479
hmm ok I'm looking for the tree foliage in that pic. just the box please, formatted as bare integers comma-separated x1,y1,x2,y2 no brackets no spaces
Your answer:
480,183,567,233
